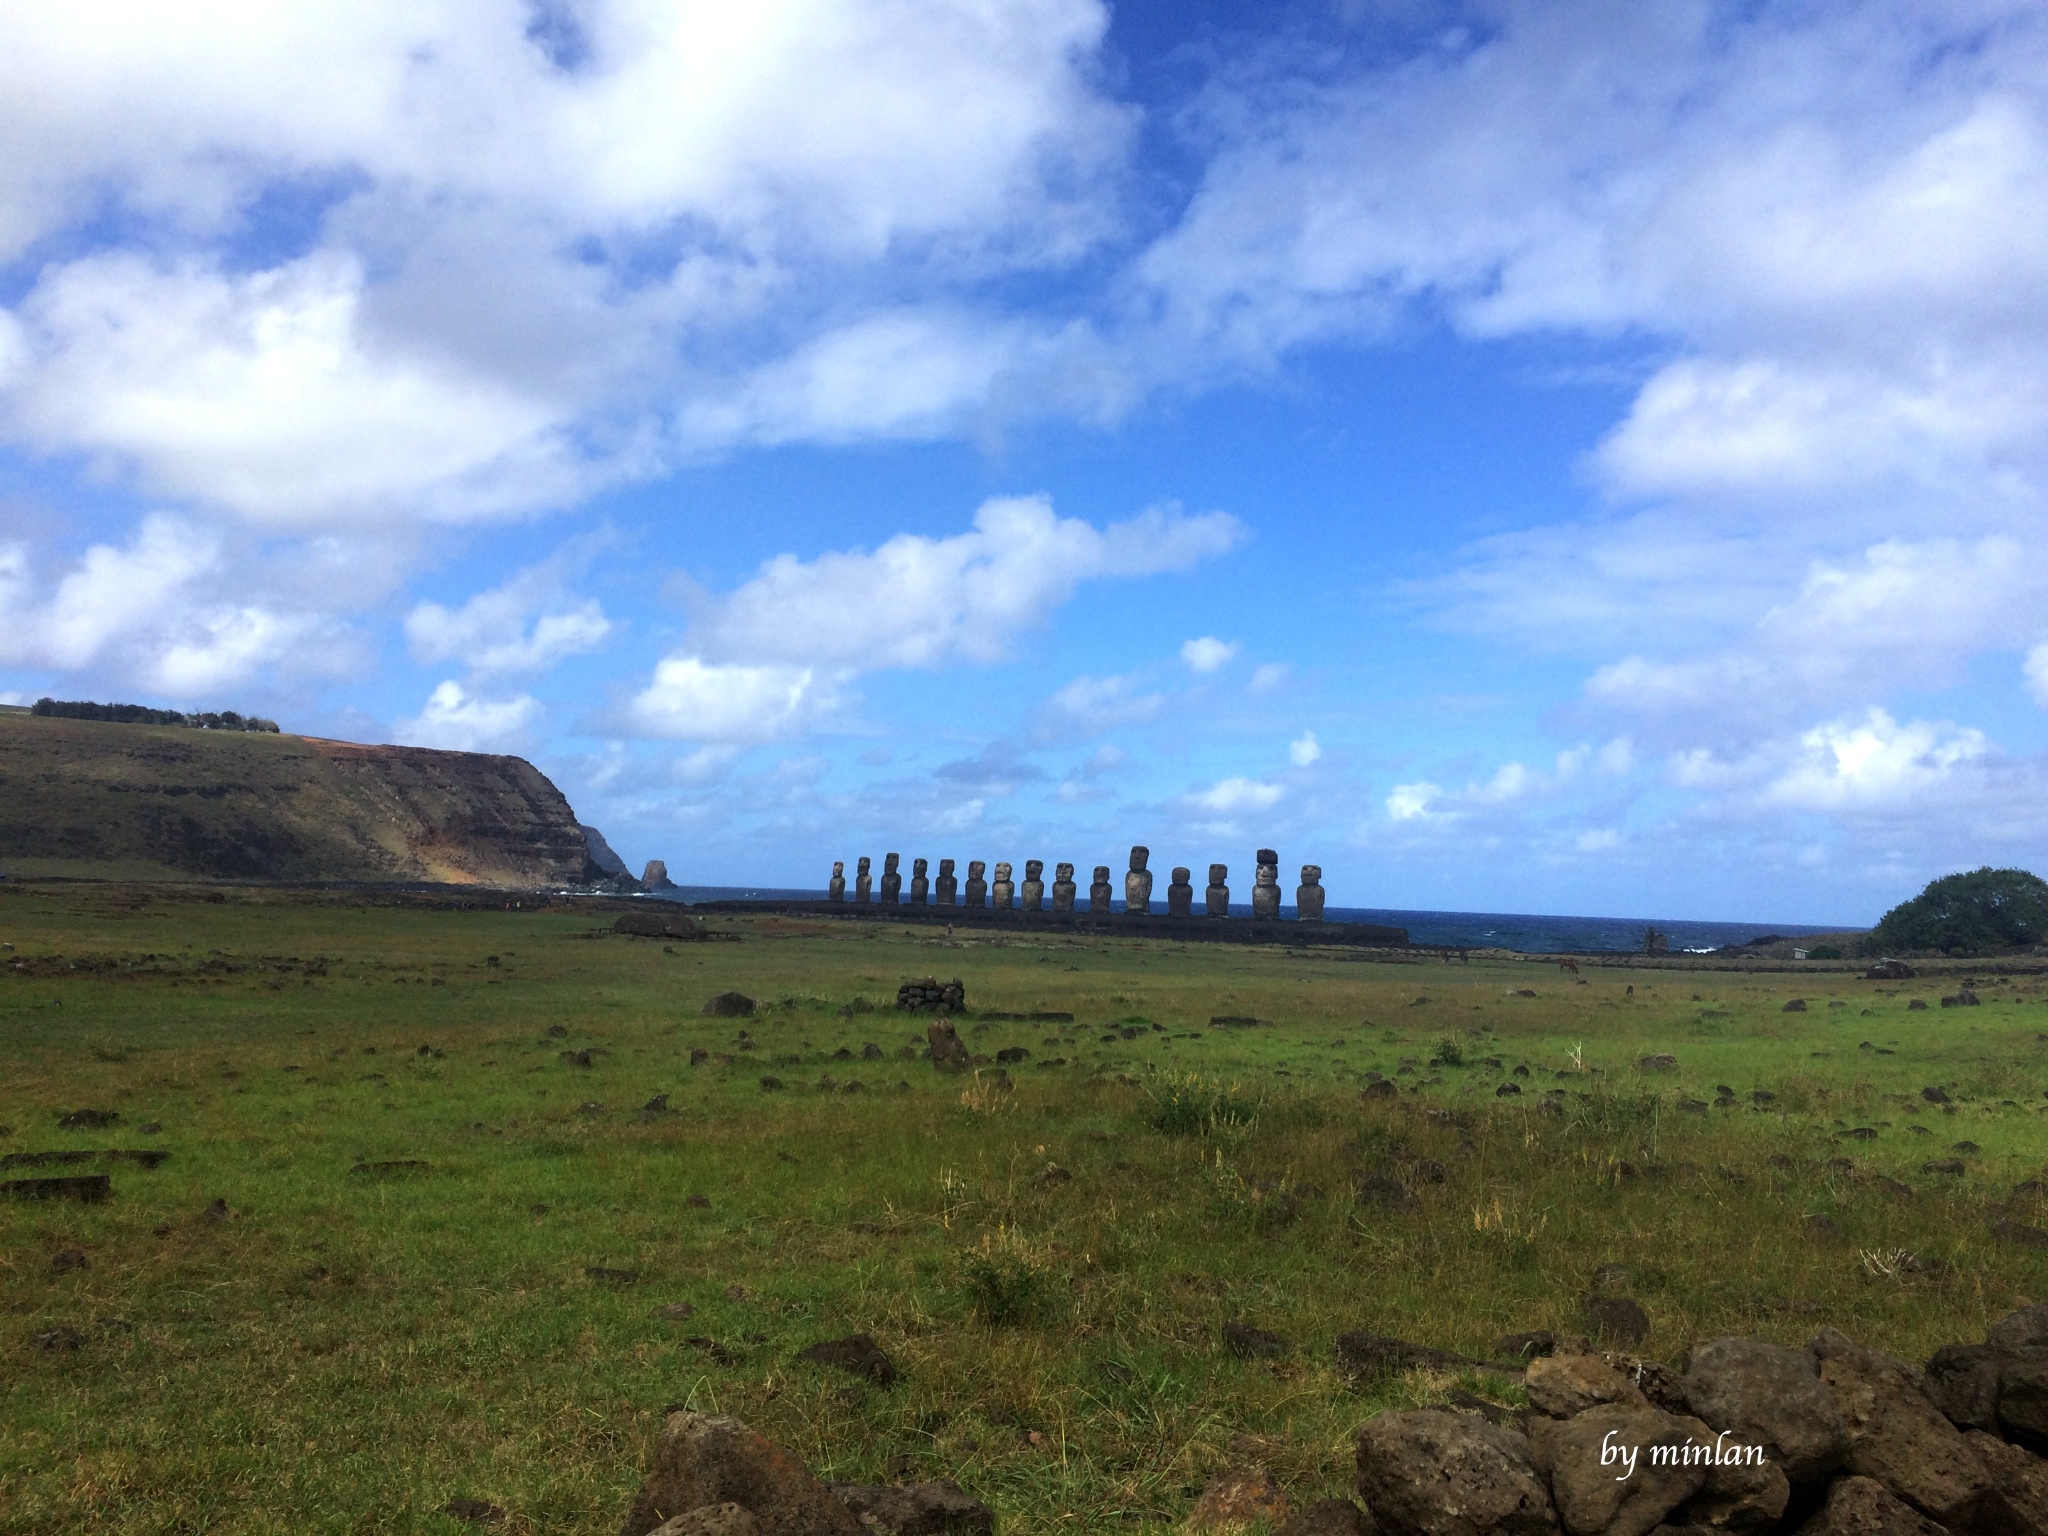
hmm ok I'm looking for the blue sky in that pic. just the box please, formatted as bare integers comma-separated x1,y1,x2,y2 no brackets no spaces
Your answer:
4,0,2047,924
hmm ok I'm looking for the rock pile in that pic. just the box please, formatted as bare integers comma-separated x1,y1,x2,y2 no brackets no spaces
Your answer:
894,977,965,1014
1348,1309,2048,1536
618,1411,992,1536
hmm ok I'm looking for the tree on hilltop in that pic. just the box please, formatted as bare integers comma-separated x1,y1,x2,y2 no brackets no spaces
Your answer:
1864,866,2048,955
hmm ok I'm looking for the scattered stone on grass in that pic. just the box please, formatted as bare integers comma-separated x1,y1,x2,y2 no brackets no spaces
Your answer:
1639,1054,1680,1072
37,1326,87,1351
826,1481,994,1535
200,1198,231,1223
3,1174,110,1202
56,1109,117,1130
442,1497,506,1526
1355,1408,1556,1536
587,1267,639,1285
895,977,965,1014
1276,1497,1376,1536
1498,1331,1559,1363
617,1411,863,1536
702,992,756,1017
652,1302,697,1321
926,1020,971,1073
1188,1464,1293,1531
1224,1321,1290,1359
1585,1296,1651,1347
50,1246,88,1273
796,1334,898,1387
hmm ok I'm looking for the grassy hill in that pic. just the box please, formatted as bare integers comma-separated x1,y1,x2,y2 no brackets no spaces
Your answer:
0,712,598,886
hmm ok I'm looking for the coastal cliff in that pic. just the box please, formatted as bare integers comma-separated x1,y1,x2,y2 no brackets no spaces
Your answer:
0,712,603,886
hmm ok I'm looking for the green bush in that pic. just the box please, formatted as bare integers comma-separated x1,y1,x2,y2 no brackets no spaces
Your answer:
1147,1074,1260,1135
1434,1036,1466,1067
959,1228,1059,1324
1865,867,2048,955
1806,944,1843,960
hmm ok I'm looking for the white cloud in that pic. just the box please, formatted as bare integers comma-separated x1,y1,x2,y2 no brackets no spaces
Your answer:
1386,782,1439,822
3,253,594,527
628,656,832,746
394,680,542,751
1248,662,1290,693
1288,730,1320,767
0,513,338,694
2028,643,2048,707
1181,635,1239,673
1044,673,1164,734
407,563,612,676
1762,708,1990,810
694,496,1243,670
0,1,1133,527
1188,776,1283,814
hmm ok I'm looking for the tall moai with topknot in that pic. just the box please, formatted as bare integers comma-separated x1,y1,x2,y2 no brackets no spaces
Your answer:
1022,860,1045,911
855,856,873,904
910,857,930,904
1052,862,1077,911
1167,866,1194,916
991,862,1014,909
829,861,846,901
935,858,958,906
964,860,988,908
1089,866,1113,912
1205,863,1229,916
881,852,902,904
1297,864,1326,922
1125,846,1153,915
1251,848,1280,918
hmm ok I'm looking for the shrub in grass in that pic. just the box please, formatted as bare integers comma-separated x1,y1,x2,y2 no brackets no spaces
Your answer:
960,1227,1060,1324
1434,1036,1466,1067
1147,1073,1260,1135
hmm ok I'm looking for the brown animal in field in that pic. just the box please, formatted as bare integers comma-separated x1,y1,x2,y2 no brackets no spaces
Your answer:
1557,957,1580,974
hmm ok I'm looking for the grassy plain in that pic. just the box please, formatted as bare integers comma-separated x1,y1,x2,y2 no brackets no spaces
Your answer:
4,882,2048,1536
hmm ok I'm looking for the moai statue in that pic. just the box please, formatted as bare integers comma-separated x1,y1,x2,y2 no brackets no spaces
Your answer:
1051,862,1077,912
910,857,930,905
1167,866,1194,916
935,858,958,906
855,855,873,904
991,861,1015,909
1125,845,1153,914
1089,865,1113,912
829,861,846,901
964,860,988,908
881,852,902,905
1205,863,1229,917
1021,859,1045,911
1251,848,1280,918
1297,864,1326,922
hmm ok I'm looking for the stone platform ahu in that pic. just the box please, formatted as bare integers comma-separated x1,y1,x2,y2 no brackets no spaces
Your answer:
823,844,1335,921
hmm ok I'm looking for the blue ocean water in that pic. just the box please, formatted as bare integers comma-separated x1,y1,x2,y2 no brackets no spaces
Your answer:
649,887,1854,954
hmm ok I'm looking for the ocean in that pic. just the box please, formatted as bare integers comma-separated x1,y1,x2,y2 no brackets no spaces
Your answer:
647,887,1854,954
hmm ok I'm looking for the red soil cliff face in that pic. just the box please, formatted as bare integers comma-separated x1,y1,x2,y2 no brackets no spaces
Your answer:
0,714,602,886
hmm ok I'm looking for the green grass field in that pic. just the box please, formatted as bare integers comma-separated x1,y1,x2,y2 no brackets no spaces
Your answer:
4,882,2048,1535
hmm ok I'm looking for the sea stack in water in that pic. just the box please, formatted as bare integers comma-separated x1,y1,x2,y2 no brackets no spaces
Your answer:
1125,846,1153,915
964,860,988,908
1052,862,1077,912
1251,849,1280,918
1167,866,1194,916
991,861,1014,909
1297,864,1325,921
829,861,846,902
641,859,677,891
910,857,929,905
880,852,902,905
935,858,958,906
855,856,873,904
1089,866,1113,912
1021,860,1045,911
1206,863,1229,916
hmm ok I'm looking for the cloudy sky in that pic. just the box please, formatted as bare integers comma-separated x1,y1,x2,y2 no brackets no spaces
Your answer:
3,0,2045,923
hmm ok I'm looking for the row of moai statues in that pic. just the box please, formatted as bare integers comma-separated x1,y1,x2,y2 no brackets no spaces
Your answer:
827,846,1326,919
